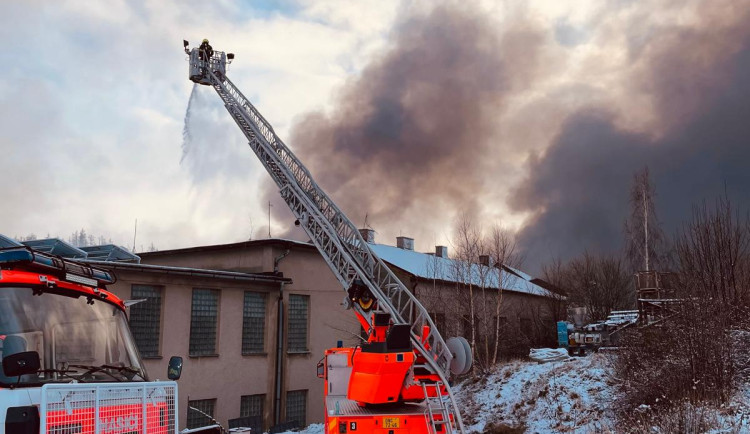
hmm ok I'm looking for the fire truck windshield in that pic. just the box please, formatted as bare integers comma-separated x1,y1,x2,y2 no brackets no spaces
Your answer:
0,286,147,386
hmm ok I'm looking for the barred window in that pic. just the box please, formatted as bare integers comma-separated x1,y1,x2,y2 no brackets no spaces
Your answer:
240,394,265,418
187,398,216,429
242,292,266,354
190,289,219,356
287,295,309,352
129,285,162,357
285,390,307,427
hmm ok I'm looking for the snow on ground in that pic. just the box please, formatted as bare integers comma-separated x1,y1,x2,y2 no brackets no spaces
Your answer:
454,354,617,433
275,355,750,433
271,423,324,434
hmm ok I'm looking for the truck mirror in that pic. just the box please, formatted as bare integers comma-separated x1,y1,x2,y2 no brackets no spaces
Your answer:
167,356,183,380
183,40,189,48
227,53,235,60
2,351,40,377
316,359,325,379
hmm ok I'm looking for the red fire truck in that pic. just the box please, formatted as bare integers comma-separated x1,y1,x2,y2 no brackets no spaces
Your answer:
0,246,180,434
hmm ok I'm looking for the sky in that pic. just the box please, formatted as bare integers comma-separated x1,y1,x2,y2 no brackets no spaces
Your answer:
3,0,750,273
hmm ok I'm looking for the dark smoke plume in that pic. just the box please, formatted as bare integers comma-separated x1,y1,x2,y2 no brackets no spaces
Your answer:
512,6,750,270
263,4,545,245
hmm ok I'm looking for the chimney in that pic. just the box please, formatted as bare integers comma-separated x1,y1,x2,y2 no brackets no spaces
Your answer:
359,228,375,243
396,236,414,251
479,254,493,266
435,245,448,258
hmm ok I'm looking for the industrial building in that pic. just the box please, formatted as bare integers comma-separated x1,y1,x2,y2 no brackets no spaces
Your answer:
1,232,561,430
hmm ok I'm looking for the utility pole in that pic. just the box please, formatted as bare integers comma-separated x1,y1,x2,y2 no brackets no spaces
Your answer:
643,181,649,271
132,218,138,253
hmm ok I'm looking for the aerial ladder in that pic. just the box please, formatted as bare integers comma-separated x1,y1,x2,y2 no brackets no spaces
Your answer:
184,40,472,433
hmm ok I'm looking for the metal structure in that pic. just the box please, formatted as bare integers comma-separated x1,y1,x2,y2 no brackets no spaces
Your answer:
41,382,177,433
635,270,680,324
185,44,465,432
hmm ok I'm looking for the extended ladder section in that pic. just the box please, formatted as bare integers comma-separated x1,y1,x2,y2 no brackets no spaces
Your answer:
422,382,454,434
201,65,465,432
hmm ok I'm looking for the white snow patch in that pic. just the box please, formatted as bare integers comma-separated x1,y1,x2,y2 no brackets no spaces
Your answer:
270,423,324,434
368,243,556,298
454,354,616,433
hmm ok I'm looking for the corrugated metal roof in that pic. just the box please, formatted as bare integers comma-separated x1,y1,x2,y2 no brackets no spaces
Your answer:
368,243,556,298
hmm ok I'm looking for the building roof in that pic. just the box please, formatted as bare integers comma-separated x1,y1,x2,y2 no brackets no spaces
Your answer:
368,243,557,298
135,237,556,298
137,238,315,258
86,260,291,285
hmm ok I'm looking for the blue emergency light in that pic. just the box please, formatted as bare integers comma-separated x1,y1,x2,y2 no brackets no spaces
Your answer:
0,247,116,286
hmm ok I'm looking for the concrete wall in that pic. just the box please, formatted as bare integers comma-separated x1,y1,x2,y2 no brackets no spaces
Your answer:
106,241,360,430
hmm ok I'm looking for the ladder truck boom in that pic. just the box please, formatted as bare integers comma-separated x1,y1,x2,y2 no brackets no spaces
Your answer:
185,41,470,433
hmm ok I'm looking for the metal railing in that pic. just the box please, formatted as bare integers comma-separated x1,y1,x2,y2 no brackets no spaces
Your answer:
40,381,178,434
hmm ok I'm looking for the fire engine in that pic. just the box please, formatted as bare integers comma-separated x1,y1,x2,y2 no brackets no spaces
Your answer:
0,246,181,433
183,40,474,433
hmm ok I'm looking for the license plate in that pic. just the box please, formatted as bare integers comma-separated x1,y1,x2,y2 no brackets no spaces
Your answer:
383,417,400,428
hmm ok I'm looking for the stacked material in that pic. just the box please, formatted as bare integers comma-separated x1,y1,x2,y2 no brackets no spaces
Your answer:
529,347,570,363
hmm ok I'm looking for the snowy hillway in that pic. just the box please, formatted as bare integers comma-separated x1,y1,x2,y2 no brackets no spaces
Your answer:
454,354,615,433
276,354,750,433
273,356,615,434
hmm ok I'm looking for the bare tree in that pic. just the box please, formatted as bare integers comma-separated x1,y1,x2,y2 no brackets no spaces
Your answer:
540,257,569,326
617,195,750,414
450,214,482,370
563,252,632,322
675,195,750,306
624,166,667,272
15,234,38,242
485,225,523,364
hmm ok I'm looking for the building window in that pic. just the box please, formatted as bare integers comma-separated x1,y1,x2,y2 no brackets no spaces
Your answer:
285,390,307,427
287,295,309,353
129,285,162,357
242,292,266,354
187,398,216,429
190,289,220,356
240,394,265,419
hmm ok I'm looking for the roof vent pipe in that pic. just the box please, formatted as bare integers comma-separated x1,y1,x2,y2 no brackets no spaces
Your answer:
479,254,493,266
396,237,414,251
435,246,448,258
359,229,375,243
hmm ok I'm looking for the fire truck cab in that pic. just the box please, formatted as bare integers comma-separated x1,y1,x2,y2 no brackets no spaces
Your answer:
0,246,179,434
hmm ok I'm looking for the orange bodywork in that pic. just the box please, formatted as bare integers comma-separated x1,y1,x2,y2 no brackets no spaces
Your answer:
325,413,446,434
0,269,126,310
348,350,415,404
320,311,455,434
